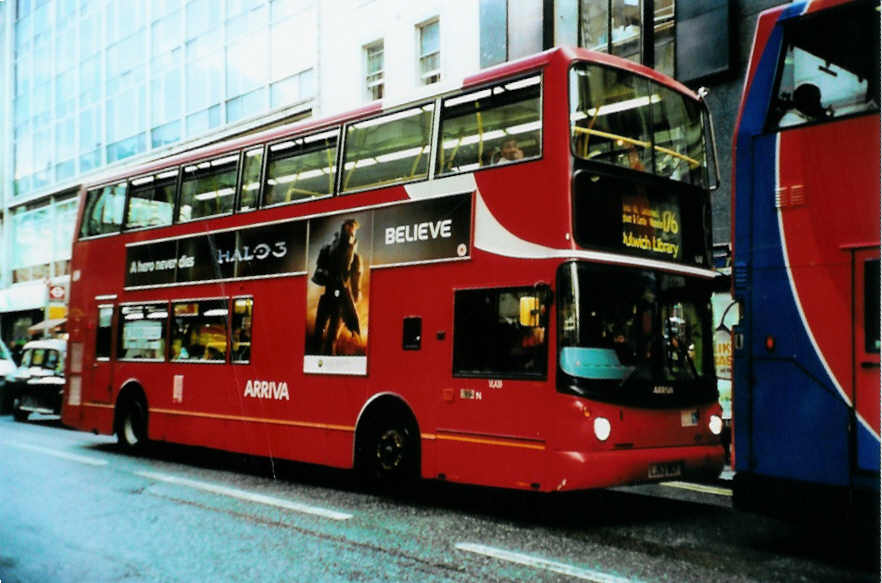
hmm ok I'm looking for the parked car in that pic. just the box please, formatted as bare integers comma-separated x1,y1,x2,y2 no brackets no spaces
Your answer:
0,340,17,414
9,339,66,422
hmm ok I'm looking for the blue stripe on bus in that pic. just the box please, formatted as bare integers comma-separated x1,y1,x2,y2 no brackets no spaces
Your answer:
858,422,881,472
733,9,855,487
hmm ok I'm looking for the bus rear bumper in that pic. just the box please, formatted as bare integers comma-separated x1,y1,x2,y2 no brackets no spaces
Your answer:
733,471,880,525
549,445,723,492
62,401,115,436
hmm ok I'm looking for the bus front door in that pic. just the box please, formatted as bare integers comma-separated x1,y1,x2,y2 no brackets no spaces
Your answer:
853,249,880,473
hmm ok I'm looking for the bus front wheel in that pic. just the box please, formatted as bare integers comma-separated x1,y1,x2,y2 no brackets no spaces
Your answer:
116,393,148,452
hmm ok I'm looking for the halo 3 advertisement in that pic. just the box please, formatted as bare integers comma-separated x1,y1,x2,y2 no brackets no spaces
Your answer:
304,193,471,375
123,192,472,376
304,211,373,375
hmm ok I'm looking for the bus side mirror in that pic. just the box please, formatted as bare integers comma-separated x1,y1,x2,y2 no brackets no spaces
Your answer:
699,87,721,192
535,283,553,307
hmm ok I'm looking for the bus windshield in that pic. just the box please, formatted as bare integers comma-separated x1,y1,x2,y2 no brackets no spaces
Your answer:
570,62,708,188
557,262,716,406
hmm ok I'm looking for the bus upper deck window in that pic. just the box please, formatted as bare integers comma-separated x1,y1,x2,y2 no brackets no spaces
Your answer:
651,86,707,188
125,170,177,230
178,155,239,222
341,104,434,193
80,183,126,238
570,65,652,171
436,75,541,175
238,147,264,212
264,130,337,206
766,3,879,131
569,63,709,188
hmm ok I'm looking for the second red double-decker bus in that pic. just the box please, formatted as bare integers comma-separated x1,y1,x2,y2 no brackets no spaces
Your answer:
732,0,880,517
62,47,724,492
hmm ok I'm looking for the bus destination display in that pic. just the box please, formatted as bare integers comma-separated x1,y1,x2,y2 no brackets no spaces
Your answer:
621,193,682,260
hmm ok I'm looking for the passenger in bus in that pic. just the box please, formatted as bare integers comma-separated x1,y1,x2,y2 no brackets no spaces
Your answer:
170,338,189,360
610,323,637,366
626,144,645,171
779,83,829,127
492,138,525,164
232,327,251,361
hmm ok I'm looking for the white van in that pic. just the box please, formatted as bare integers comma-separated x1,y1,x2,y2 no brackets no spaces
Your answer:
9,339,67,421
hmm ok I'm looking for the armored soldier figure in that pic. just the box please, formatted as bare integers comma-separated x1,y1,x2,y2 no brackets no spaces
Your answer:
311,219,363,355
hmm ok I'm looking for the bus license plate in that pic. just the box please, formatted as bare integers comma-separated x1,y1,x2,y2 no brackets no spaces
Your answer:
648,462,682,479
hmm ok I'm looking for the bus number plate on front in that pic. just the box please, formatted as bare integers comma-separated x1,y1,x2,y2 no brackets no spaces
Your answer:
648,462,682,479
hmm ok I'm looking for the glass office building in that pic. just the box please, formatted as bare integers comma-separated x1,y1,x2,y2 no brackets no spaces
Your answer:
0,0,320,342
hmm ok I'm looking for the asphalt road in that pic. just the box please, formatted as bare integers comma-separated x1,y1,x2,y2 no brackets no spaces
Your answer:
0,415,877,583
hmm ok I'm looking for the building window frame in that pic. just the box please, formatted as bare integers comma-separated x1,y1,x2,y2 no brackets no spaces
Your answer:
417,18,441,86
573,0,678,76
364,40,385,102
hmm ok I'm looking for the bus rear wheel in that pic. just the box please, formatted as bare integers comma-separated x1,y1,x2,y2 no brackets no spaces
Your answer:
117,394,148,452
359,414,419,489
11,398,29,422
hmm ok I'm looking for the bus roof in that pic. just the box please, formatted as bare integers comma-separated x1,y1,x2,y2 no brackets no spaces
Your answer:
464,46,700,101
81,46,700,191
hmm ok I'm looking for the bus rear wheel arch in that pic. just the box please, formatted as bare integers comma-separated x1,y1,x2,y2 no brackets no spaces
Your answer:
115,385,149,452
355,397,420,488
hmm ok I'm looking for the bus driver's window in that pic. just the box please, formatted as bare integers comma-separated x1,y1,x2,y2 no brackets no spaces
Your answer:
452,287,548,378
232,298,254,363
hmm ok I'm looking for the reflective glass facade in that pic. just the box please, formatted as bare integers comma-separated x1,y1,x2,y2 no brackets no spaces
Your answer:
10,0,317,201
2,0,318,290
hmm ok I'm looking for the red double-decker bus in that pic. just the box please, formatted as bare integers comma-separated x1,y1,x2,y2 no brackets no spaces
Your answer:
62,47,724,492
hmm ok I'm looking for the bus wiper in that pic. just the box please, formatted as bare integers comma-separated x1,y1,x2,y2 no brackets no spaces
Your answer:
667,337,697,379
618,361,647,388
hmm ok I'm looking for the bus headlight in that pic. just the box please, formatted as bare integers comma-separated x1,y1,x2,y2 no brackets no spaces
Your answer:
709,415,723,435
593,417,611,441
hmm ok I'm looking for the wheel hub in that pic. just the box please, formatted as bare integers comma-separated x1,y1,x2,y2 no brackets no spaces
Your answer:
376,428,405,471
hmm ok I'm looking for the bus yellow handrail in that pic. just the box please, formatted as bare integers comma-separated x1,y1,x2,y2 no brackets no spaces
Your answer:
571,126,701,168
284,186,321,198
326,148,335,193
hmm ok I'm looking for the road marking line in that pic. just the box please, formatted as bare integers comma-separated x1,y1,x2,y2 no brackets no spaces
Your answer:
134,471,352,521
3,441,108,467
660,481,733,497
455,543,635,583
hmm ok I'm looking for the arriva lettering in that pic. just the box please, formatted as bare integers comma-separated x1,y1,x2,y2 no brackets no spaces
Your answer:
243,379,290,400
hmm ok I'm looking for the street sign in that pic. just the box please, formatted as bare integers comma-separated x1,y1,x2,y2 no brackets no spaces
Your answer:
48,284,66,301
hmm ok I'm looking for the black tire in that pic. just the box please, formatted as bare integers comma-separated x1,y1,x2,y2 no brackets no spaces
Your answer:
11,397,29,422
359,413,419,489
117,395,148,452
